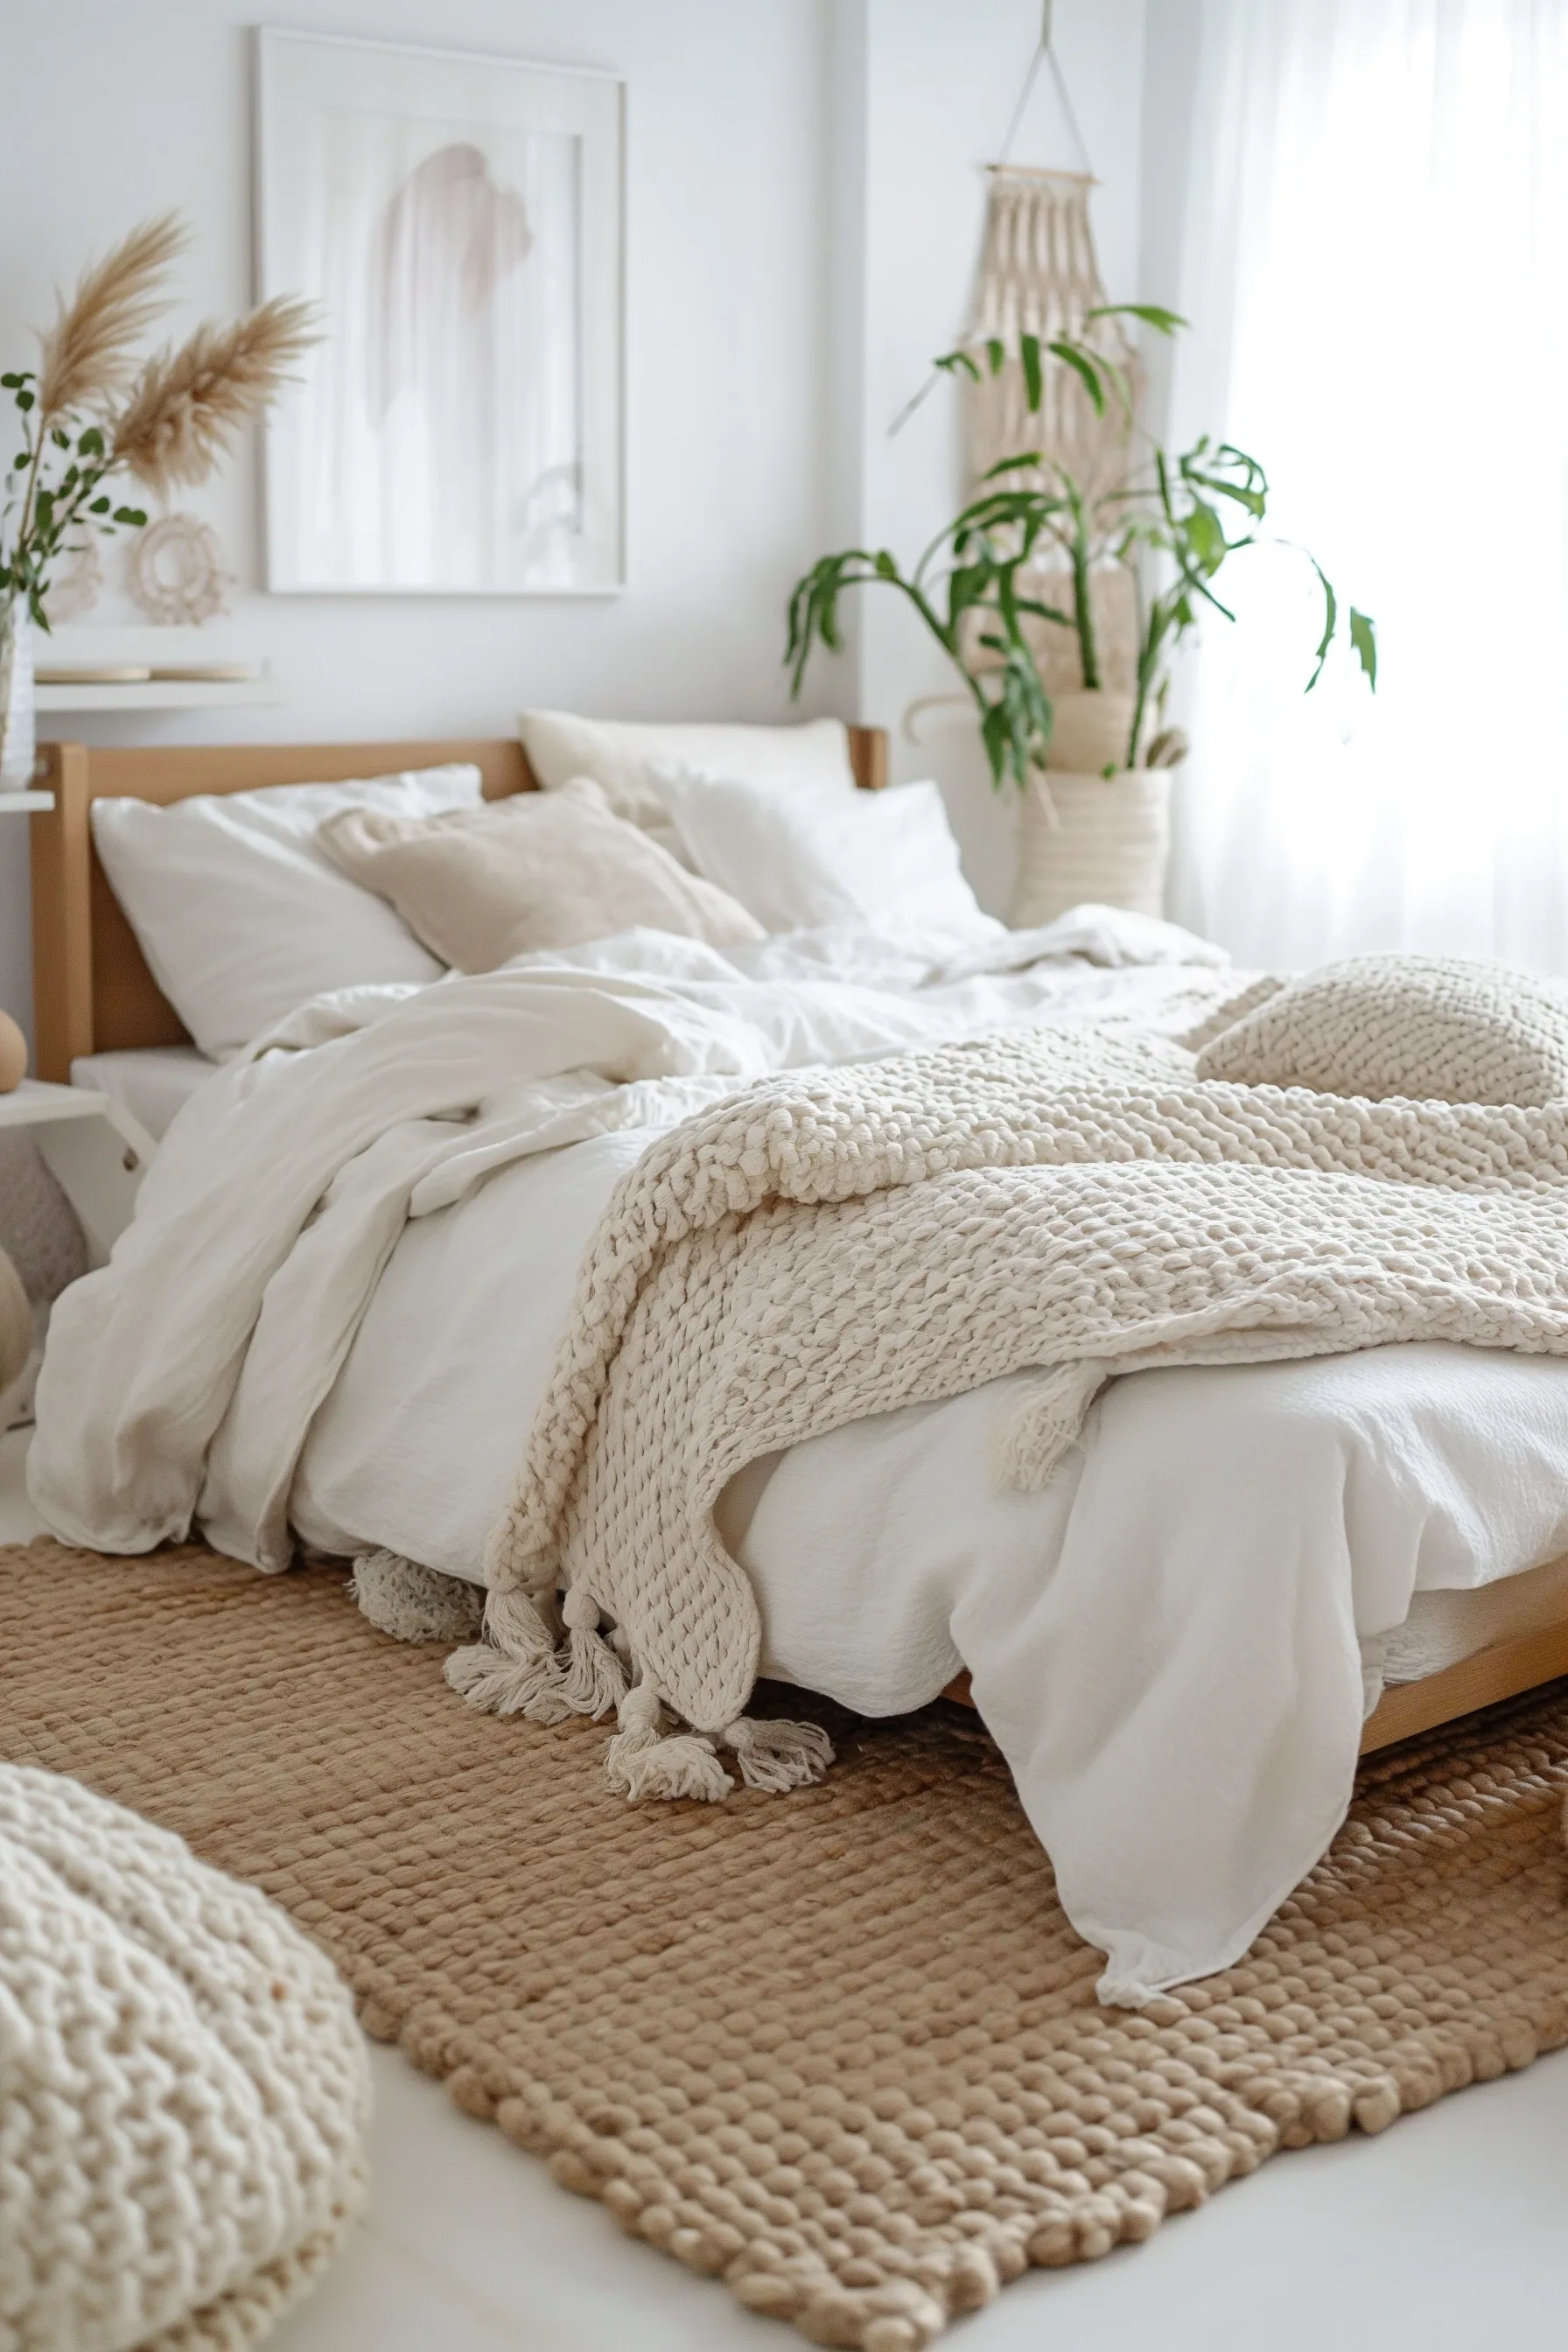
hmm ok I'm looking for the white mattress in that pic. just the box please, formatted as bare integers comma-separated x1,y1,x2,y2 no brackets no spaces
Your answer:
71,1046,215,1142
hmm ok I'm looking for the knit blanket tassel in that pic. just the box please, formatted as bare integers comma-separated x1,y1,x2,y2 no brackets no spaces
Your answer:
445,1586,578,1724
450,1591,834,1800
558,1583,630,1717
606,1679,835,1802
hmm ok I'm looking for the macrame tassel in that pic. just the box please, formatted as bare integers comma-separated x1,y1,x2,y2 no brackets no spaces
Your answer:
349,1549,486,1645
558,1584,628,1718
444,1585,573,1724
992,1357,1112,1492
722,1716,835,1792
605,1681,733,1803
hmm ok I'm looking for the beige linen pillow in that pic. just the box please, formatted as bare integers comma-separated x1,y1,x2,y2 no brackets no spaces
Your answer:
315,785,765,973
1194,952,1568,1104
519,711,858,835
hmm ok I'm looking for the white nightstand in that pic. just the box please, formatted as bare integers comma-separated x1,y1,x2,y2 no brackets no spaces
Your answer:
0,1082,152,1264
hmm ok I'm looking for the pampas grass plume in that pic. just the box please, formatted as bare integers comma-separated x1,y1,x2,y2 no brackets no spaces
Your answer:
109,296,318,497
36,213,187,420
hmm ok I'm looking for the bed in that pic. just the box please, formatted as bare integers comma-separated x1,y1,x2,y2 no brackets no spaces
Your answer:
24,731,1568,2005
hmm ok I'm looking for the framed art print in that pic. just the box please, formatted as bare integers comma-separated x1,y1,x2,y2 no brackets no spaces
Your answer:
256,29,624,593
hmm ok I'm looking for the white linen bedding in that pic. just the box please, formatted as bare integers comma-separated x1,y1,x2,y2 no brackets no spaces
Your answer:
31,914,1568,2005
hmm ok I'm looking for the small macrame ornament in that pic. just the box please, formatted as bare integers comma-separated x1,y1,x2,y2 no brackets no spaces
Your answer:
128,510,232,623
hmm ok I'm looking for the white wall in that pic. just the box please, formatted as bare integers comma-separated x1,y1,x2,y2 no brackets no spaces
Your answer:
1138,0,1206,447
0,0,1149,1036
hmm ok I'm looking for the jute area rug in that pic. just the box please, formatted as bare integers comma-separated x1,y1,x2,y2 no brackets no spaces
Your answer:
4,1539,1568,2351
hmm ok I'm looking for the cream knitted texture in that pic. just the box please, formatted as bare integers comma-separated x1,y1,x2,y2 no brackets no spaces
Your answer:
1194,952,1568,1104
0,1766,370,2352
473,1023,1568,1740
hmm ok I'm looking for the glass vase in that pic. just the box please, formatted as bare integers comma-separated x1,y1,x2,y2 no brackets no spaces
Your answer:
0,597,36,791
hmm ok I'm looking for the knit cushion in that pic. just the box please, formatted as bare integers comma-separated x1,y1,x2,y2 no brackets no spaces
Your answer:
0,1763,369,2351
1194,954,1568,1104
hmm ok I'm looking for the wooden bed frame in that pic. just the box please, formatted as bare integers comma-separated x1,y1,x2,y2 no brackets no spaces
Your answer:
945,1606,1568,1756
26,728,1568,1758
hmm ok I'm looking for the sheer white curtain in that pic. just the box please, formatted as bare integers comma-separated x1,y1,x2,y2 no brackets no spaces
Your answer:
1164,0,1568,971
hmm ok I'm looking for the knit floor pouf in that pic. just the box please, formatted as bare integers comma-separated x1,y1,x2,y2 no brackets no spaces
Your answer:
0,1764,370,2351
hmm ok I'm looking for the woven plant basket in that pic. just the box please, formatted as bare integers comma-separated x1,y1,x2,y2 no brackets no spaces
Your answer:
1009,766,1171,928
1043,689,1138,775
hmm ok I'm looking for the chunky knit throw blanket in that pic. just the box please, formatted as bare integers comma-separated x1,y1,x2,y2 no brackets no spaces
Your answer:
448,1023,1568,1796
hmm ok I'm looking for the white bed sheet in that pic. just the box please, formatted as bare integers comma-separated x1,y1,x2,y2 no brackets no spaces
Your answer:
72,1046,217,1142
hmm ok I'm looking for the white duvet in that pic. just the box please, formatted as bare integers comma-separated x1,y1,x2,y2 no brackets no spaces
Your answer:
32,915,1568,2004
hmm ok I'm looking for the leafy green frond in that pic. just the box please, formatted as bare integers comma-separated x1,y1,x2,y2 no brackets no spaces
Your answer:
1085,301,1188,336
1046,340,1105,416
1305,555,1338,692
793,302,1374,762
1094,352,1135,424
1349,607,1378,690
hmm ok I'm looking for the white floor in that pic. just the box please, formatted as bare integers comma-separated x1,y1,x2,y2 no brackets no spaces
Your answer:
4,1424,1565,2351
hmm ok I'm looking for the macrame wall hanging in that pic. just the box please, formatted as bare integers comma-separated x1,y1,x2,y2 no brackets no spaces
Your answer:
970,7,1140,696
967,167,1138,510
896,4,1143,706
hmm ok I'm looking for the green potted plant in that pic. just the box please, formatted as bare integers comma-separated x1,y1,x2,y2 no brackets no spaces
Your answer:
0,214,312,789
786,308,1376,924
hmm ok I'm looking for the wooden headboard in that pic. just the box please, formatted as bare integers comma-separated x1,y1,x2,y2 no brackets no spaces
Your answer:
29,728,890,1082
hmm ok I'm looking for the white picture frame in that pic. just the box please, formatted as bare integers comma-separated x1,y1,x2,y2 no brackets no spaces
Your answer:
255,28,625,596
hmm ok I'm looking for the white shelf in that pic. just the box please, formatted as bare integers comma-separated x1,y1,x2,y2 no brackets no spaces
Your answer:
0,1081,109,1129
0,793,54,812
35,678,282,712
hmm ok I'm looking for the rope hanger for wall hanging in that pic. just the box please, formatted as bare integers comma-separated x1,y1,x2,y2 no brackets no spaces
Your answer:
889,0,1133,469
994,0,1096,178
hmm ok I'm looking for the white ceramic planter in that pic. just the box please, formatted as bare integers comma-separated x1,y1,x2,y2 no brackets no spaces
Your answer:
0,599,36,791
1009,766,1172,928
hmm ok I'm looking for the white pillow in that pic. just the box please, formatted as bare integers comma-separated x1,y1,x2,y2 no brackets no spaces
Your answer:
519,711,858,836
653,769,995,938
92,764,484,1055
